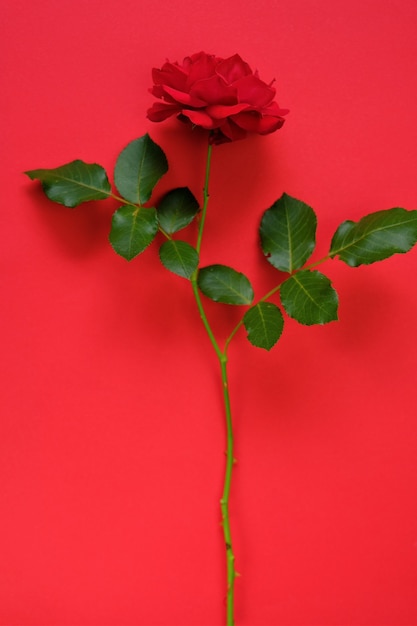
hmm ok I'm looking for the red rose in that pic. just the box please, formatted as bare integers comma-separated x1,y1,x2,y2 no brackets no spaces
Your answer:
147,52,288,145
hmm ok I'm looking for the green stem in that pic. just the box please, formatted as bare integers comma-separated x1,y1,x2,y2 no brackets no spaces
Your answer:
303,254,331,271
190,278,223,361
219,354,237,626
190,138,237,626
108,191,139,209
196,142,213,255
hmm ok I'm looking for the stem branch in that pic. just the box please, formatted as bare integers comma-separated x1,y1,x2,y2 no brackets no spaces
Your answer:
196,143,213,255
224,254,332,350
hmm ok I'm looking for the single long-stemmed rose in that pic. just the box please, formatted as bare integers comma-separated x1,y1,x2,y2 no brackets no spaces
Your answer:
147,53,290,622
25,52,417,626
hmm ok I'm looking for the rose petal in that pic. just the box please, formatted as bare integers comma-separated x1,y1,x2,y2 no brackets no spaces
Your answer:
185,52,218,87
231,111,286,133
150,85,178,103
191,75,237,106
183,51,216,71
205,103,249,119
147,102,182,122
217,119,248,142
181,109,217,129
263,101,290,117
216,54,252,84
235,75,276,107
163,85,207,107
152,63,188,91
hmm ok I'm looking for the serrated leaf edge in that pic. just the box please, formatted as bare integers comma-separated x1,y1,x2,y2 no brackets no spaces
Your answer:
243,302,283,350
329,209,417,263
159,241,199,279
25,161,111,207
198,265,254,305
109,206,157,261
281,270,339,325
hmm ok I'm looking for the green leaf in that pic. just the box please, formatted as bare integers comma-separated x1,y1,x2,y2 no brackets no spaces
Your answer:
329,207,417,267
243,302,284,350
280,270,338,325
159,240,199,279
157,187,200,234
109,206,158,261
197,265,254,305
25,161,111,208
114,134,168,204
260,193,317,272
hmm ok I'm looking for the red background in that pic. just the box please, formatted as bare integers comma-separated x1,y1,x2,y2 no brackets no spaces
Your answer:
2,1,417,624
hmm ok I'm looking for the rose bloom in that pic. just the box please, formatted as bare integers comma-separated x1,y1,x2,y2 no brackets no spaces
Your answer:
147,52,288,144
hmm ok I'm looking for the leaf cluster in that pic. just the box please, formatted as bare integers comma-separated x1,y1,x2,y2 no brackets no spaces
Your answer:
26,135,417,352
